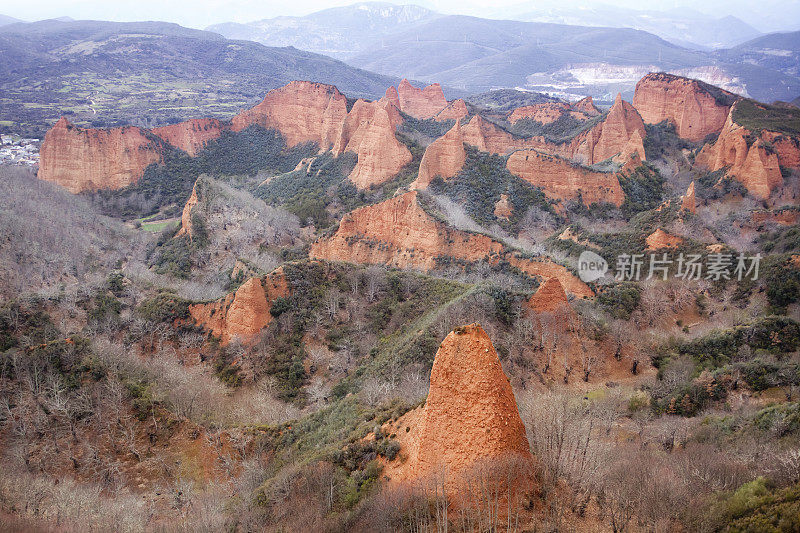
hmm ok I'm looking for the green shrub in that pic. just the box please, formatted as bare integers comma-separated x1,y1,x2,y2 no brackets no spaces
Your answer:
269,297,292,317
703,478,800,532
137,293,191,323
597,283,641,319
87,293,122,326
429,146,555,233
618,163,665,217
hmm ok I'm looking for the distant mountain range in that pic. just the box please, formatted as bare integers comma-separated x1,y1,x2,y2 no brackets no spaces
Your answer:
207,2,800,103
494,4,762,50
0,19,400,136
0,14,21,26
208,3,439,58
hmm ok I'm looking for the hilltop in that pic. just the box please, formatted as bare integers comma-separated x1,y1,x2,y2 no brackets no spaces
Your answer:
0,19,399,136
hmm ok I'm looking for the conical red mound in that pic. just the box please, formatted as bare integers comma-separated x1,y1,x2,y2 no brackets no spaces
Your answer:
414,323,531,479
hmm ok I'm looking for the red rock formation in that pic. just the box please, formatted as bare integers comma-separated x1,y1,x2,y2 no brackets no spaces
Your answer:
646,229,684,250
333,98,403,156
633,73,736,141
38,118,163,192
189,269,289,344
384,86,401,110
762,131,800,168
395,79,449,119
412,121,466,189
617,129,646,170
176,180,200,238
434,99,468,122
231,80,348,149
462,115,543,155
309,191,502,269
564,94,647,165
572,96,601,116
345,104,412,189
509,98,599,125
152,118,224,156
752,208,800,226
681,181,696,213
526,277,572,314
310,191,592,297
494,194,513,220
413,324,531,480
506,256,594,299
509,102,571,124
506,149,624,206
695,104,783,199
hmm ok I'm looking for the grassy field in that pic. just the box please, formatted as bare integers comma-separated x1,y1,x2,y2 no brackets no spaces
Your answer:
138,217,179,233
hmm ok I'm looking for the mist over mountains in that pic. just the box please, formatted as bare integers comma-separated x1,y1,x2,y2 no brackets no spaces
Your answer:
207,2,800,102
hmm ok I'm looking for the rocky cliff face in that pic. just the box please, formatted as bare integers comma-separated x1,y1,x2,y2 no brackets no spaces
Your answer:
572,96,601,116
38,118,163,193
761,130,800,169
343,103,412,189
526,277,572,314
395,79,449,119
462,115,543,155
506,149,624,207
646,228,684,250
176,179,200,238
506,256,594,299
309,191,502,269
681,181,696,213
412,324,531,481
633,73,736,142
695,104,783,199
310,191,593,298
563,94,647,165
151,118,225,156
509,102,571,124
231,80,348,149
412,121,466,189
434,99,468,122
189,269,289,344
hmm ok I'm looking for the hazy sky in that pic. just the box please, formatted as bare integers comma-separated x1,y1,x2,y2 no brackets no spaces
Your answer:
4,0,799,32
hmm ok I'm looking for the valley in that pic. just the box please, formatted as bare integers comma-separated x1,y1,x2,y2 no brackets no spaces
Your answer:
1,4,800,532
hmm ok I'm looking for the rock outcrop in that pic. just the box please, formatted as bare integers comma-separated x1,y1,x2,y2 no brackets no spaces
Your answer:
38,118,163,193
695,104,783,199
231,80,348,149
572,96,601,116
526,277,572,314
681,181,696,213
344,104,412,189
189,269,289,344
412,324,532,481
494,194,513,220
434,99,469,122
508,98,600,125
309,191,502,269
395,79,449,119
412,121,466,189
509,102,571,124
646,229,684,250
762,131,800,168
563,94,647,165
633,73,737,141
310,191,593,298
151,118,225,156
506,256,594,299
752,207,800,226
176,180,200,238
506,149,624,206
462,115,542,155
